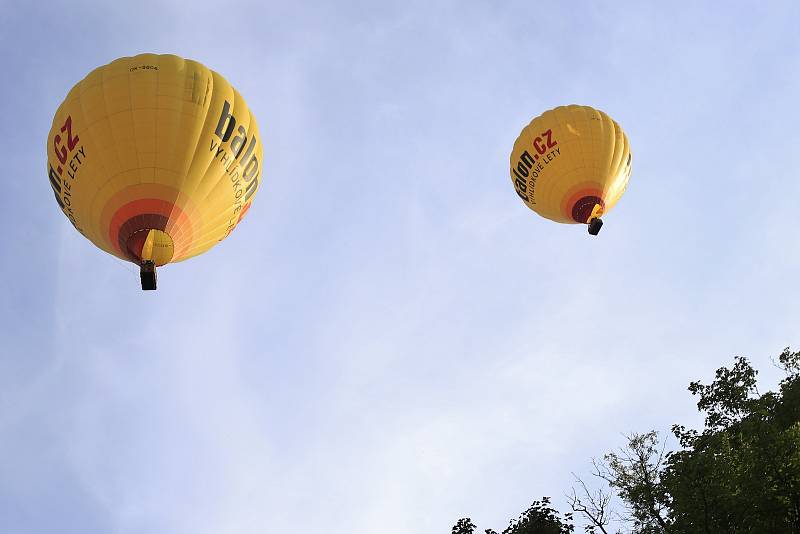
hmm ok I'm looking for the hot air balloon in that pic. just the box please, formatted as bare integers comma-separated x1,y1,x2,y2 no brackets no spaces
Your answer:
510,105,631,235
46,53,264,290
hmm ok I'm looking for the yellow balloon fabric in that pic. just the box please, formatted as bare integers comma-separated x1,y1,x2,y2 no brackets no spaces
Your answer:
46,53,263,266
510,105,631,226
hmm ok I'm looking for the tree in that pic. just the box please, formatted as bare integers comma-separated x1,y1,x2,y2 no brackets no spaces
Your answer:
581,348,800,533
664,349,800,533
592,431,670,533
452,498,573,534
452,518,477,534
454,348,800,533
566,471,614,534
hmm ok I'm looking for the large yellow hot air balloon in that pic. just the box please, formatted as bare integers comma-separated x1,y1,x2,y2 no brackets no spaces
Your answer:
46,53,263,289
510,105,631,235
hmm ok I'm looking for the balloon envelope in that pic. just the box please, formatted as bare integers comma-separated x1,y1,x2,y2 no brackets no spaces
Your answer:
510,105,631,228
46,53,264,267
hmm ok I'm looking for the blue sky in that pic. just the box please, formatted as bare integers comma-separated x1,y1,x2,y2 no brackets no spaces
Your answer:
1,1,799,532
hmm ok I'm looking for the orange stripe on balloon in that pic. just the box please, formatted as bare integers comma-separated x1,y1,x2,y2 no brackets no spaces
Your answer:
109,199,174,254
100,184,197,260
108,200,195,262
561,182,605,222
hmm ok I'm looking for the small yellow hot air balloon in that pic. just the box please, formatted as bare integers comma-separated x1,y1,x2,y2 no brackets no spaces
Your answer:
46,53,264,289
510,105,631,235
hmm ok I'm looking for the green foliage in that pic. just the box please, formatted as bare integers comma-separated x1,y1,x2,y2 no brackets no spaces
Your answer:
493,498,574,534
664,349,800,533
453,498,573,534
599,432,670,532
452,518,477,534
452,348,800,534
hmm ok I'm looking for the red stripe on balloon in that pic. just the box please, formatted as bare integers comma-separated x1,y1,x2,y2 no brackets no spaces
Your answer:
561,185,605,223
109,199,175,256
